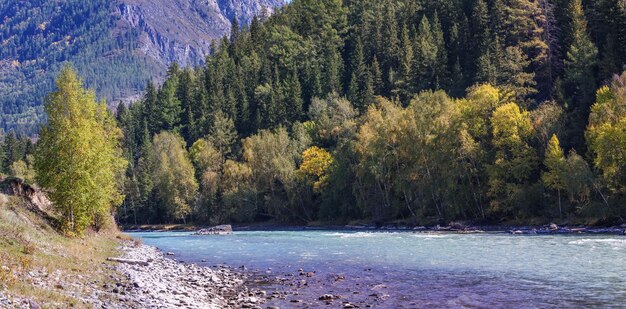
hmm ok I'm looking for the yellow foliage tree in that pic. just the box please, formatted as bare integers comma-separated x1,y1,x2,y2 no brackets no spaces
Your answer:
299,146,333,192
586,72,626,194
35,66,127,236
150,132,198,223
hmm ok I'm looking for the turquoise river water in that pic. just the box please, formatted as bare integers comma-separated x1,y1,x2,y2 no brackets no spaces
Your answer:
129,231,626,308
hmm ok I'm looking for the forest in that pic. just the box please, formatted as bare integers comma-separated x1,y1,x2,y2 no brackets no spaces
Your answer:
2,0,626,229
109,0,626,226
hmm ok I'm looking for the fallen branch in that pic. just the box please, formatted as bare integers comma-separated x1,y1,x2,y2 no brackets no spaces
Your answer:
107,257,149,266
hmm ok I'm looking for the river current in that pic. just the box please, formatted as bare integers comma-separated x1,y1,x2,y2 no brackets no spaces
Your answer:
129,231,626,308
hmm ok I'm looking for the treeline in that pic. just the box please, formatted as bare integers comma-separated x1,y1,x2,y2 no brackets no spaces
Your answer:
114,0,625,225
0,0,154,136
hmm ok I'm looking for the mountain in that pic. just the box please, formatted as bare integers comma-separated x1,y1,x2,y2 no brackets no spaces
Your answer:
0,0,284,136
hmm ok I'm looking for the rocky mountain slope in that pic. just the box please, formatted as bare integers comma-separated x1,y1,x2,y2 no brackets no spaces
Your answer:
117,0,283,68
0,0,284,136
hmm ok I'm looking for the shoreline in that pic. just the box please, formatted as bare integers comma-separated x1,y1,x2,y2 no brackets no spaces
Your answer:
114,231,626,308
114,243,389,309
110,242,269,309
123,223,626,235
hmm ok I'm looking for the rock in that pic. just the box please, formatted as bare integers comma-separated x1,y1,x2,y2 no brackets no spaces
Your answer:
28,299,41,309
193,225,233,235
247,296,258,303
343,303,357,308
166,252,175,256
549,223,558,230
107,257,149,266
319,294,338,301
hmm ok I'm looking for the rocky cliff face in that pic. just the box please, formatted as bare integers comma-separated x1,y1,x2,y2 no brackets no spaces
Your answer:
117,0,284,69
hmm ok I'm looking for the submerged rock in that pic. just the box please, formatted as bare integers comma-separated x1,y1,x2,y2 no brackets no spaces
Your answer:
194,225,233,235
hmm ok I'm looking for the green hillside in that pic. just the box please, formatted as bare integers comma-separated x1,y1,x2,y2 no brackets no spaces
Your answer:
0,0,157,136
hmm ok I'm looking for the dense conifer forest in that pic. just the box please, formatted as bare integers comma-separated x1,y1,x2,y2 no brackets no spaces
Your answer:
3,0,626,227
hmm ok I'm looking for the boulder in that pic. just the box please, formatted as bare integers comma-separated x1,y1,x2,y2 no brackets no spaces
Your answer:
319,294,338,301
194,225,233,235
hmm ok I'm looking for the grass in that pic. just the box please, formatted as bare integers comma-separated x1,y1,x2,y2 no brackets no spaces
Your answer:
0,193,126,307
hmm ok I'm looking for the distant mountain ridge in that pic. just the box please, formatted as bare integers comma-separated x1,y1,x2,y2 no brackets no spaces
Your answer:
0,0,284,136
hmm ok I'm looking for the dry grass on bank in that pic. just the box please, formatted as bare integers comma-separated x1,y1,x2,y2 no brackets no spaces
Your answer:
0,194,125,307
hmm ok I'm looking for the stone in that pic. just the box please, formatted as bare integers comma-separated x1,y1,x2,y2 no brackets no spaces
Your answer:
29,299,41,309
319,294,337,301
193,225,233,235
549,223,558,230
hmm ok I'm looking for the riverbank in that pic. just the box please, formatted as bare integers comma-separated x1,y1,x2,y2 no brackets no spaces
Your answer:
0,189,269,308
111,242,268,308
123,222,626,235
129,229,626,308
0,192,142,308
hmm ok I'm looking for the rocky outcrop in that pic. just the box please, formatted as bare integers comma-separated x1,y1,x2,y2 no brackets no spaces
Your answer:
0,177,52,214
194,224,233,235
116,0,285,69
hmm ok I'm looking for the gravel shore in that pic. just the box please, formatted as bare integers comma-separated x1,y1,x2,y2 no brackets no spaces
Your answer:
0,243,268,308
111,244,268,309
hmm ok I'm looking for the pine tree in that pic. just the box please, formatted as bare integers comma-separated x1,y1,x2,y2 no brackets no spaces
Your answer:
177,68,195,144
502,0,547,100
470,0,491,79
564,0,598,106
143,81,159,135
371,56,383,95
431,12,449,89
414,16,438,92
155,78,182,132
394,24,414,101
538,0,561,99
286,67,304,122
563,0,598,151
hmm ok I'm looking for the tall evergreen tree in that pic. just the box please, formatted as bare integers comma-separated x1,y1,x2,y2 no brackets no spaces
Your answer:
414,16,438,92
563,0,598,150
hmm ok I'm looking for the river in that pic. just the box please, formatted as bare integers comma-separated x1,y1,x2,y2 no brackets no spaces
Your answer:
129,231,626,308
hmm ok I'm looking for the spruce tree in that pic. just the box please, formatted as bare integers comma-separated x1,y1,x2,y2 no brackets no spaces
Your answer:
414,16,438,92
431,12,449,90
563,0,598,150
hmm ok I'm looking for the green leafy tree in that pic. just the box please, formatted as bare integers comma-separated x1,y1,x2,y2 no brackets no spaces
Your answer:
150,132,198,223
35,66,127,235
488,102,538,217
542,134,567,218
586,73,626,213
